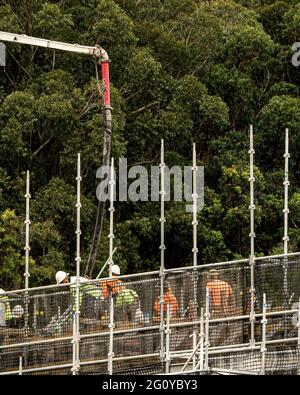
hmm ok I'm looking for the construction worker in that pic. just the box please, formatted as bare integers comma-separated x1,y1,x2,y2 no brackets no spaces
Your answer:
55,271,69,285
101,264,124,300
102,265,141,323
206,269,240,346
153,282,179,319
0,288,12,327
206,269,233,317
54,271,102,321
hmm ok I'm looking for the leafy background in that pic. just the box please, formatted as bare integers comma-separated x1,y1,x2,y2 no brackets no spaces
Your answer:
1,0,300,289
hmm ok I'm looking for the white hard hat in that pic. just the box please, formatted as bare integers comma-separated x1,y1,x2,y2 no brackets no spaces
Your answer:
111,265,120,275
12,305,24,319
0,288,5,294
55,271,69,284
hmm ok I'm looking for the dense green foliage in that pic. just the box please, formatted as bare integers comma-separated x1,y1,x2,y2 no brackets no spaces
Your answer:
1,0,300,289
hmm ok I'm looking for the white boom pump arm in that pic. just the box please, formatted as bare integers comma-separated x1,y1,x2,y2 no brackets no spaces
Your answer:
0,31,112,278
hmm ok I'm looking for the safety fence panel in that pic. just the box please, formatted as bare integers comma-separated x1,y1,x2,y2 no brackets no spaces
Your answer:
78,358,163,375
208,318,249,348
255,255,300,314
0,340,73,374
0,286,73,344
0,254,300,374
208,344,300,375
209,348,262,373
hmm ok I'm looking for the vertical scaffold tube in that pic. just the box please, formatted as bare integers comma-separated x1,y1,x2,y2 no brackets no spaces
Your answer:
283,128,290,256
165,304,171,373
108,157,115,375
283,128,290,336
192,143,198,369
24,171,31,331
160,139,166,364
283,128,290,307
249,125,256,347
72,153,82,375
199,308,205,372
204,287,210,371
260,293,267,375
24,171,31,290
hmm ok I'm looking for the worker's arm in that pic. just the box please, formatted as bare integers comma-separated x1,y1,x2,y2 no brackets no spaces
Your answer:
220,290,230,317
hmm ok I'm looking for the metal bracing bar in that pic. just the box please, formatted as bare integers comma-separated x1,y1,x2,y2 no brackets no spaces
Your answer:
208,368,259,376
108,157,115,375
260,293,267,375
71,153,82,375
96,247,117,279
165,304,171,373
204,287,210,371
0,31,106,58
159,139,166,362
249,125,256,347
192,143,198,369
171,335,300,358
180,322,204,372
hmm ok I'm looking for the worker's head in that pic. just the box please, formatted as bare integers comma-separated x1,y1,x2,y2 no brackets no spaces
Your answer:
111,264,120,276
12,305,24,319
209,269,220,279
55,271,69,285
0,288,5,294
164,281,171,293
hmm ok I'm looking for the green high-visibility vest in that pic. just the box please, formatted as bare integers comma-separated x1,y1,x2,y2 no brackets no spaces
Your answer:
0,295,12,320
70,283,101,311
115,289,138,308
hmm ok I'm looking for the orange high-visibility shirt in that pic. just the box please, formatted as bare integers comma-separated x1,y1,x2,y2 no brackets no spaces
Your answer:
206,280,233,306
101,279,125,299
154,291,178,316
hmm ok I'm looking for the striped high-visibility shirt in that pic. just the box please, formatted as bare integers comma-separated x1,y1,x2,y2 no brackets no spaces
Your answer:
154,291,178,316
206,280,233,306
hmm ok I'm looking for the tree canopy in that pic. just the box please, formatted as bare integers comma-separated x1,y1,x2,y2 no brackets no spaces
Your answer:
0,0,300,289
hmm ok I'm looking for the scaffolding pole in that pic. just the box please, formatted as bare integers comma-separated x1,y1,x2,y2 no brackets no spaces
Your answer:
249,125,256,347
283,128,290,337
192,143,198,369
165,304,171,373
260,293,267,375
283,128,290,256
108,157,115,375
24,170,31,290
159,139,166,363
204,287,210,371
180,309,205,373
18,356,22,376
23,170,31,333
72,153,82,375
199,307,205,371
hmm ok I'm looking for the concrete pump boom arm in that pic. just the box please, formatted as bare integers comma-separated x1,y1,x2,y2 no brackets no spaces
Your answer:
0,31,108,59
0,31,111,277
